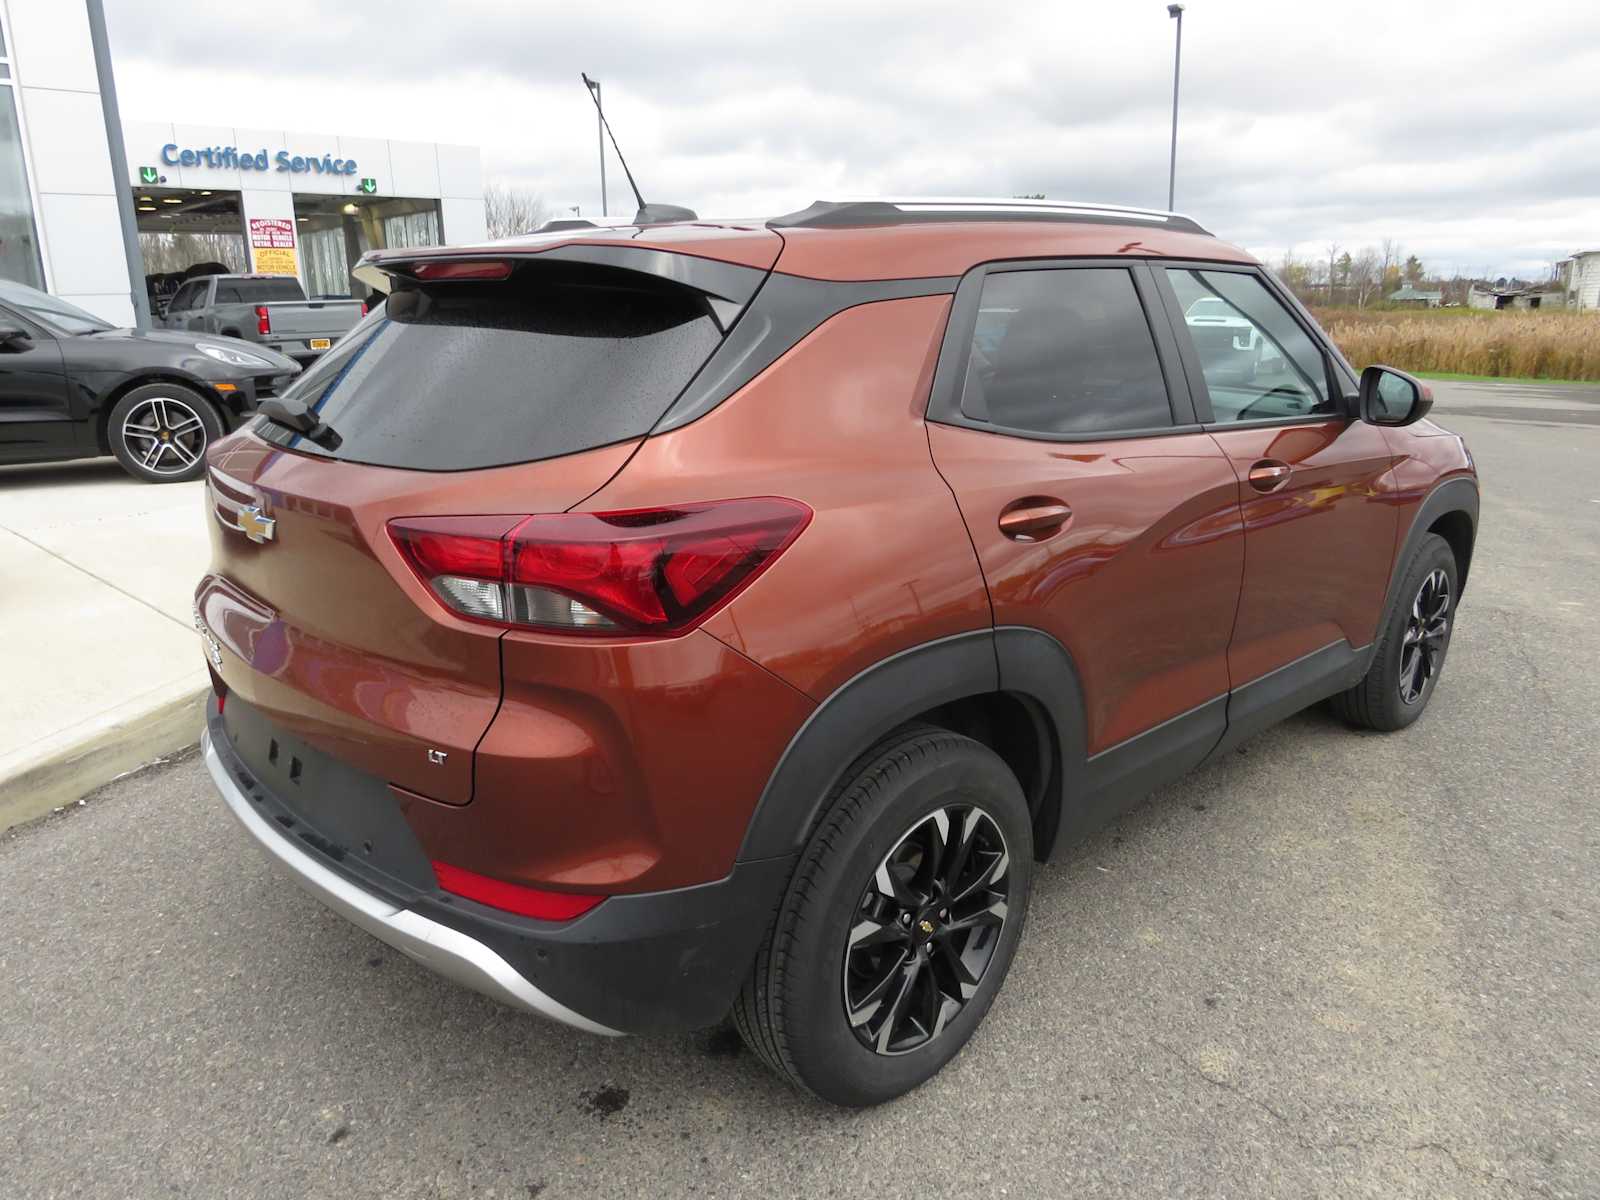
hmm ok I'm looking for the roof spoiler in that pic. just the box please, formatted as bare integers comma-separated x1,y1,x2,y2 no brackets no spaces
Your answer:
352,242,760,331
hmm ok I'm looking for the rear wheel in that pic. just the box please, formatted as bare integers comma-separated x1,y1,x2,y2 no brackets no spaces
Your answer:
733,726,1032,1106
108,383,222,483
1331,532,1458,731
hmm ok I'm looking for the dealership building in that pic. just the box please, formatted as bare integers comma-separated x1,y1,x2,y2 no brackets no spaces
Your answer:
0,0,486,326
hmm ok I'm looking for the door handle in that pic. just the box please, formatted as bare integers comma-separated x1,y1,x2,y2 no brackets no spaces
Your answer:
1247,460,1293,493
998,499,1073,541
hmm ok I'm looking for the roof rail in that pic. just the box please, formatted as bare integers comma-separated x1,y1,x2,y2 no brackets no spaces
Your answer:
769,197,1209,236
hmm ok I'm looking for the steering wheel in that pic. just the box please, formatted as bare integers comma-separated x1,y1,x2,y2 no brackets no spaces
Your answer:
1236,385,1314,422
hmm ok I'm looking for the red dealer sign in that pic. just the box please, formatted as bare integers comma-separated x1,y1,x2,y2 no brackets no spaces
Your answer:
247,218,298,275
248,218,295,249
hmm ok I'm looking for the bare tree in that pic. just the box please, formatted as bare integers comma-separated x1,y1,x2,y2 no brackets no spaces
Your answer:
1380,238,1402,298
484,181,551,240
1273,246,1315,303
1326,242,1341,306
1348,248,1380,306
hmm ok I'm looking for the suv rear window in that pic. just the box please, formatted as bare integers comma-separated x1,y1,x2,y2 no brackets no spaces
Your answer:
220,278,306,304
257,262,723,471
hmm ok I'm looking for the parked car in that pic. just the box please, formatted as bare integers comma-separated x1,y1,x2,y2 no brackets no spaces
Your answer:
158,274,364,363
196,198,1478,1106
0,279,299,483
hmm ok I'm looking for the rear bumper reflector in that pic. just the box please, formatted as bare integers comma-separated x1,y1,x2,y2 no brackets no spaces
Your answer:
202,729,622,1036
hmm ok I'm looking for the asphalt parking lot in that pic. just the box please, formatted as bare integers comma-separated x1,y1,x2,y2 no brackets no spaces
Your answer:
3,379,1596,1199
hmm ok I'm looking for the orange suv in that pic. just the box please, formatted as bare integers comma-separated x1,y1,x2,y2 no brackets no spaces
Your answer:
198,198,1478,1105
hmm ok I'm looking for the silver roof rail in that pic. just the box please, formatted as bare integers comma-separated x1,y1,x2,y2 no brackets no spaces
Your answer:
769,197,1208,235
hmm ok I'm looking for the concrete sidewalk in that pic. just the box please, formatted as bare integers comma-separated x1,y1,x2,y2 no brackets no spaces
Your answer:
0,457,210,829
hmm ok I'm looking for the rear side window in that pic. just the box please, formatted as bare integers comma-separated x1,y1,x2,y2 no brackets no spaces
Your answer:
230,278,305,303
260,261,723,470
961,268,1172,436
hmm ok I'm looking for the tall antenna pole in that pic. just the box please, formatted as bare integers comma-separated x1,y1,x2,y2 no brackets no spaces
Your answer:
583,74,608,217
1167,4,1184,211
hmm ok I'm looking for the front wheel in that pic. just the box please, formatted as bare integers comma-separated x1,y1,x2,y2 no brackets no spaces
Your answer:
108,383,222,483
733,726,1033,1106
1331,532,1459,731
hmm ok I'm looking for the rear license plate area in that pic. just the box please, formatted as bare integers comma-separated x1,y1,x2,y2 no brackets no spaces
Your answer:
309,337,331,350
219,699,435,891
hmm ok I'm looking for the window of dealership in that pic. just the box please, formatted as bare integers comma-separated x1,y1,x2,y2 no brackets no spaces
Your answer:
0,10,47,290
0,0,486,326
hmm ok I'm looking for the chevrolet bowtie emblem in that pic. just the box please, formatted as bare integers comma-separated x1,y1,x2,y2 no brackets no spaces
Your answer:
237,505,276,544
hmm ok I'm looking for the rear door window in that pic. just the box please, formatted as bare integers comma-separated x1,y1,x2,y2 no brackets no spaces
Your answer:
259,261,724,470
960,267,1174,436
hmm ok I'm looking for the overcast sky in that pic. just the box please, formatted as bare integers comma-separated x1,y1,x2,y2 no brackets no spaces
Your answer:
103,0,1600,279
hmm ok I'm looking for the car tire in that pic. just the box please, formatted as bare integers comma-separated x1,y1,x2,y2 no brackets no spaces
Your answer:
1331,532,1458,732
733,724,1033,1106
108,382,222,483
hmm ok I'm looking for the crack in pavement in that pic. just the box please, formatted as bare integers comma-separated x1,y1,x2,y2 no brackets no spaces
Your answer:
1406,1141,1535,1198
1153,1039,1541,1196
1152,1040,1367,1154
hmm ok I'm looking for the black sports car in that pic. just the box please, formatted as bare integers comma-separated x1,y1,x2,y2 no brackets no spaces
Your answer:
0,279,300,483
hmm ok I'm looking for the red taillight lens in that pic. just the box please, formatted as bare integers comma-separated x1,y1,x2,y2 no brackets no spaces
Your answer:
254,304,270,335
412,260,513,282
388,498,810,637
432,860,604,921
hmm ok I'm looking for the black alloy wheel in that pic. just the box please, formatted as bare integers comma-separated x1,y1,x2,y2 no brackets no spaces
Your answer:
1330,532,1459,732
1399,568,1451,705
734,725,1033,1106
844,805,1010,1055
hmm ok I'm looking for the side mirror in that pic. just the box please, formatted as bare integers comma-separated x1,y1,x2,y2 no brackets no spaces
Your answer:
0,325,32,349
1359,364,1433,427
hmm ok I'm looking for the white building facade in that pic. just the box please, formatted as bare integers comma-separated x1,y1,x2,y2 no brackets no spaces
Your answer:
1564,251,1600,312
0,0,485,326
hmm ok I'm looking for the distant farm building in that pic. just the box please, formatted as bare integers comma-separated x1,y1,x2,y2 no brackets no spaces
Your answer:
1468,284,1567,311
1387,286,1444,308
1558,251,1600,311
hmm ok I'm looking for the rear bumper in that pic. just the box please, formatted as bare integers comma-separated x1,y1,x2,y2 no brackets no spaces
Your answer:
202,701,795,1035
204,727,621,1035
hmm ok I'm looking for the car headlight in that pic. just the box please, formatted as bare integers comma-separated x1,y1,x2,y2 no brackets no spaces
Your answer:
196,342,275,370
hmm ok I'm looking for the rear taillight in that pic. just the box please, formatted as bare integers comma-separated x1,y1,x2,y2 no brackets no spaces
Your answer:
432,860,604,920
254,304,270,335
388,498,811,637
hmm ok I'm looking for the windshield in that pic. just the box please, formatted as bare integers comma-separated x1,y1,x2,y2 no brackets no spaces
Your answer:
1185,298,1228,319
0,279,115,334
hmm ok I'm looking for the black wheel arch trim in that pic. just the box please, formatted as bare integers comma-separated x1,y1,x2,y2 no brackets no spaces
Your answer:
737,629,1001,862
1386,476,1479,614
737,626,1096,865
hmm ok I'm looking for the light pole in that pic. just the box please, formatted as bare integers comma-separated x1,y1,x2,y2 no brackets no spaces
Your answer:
1167,4,1184,212
582,73,608,217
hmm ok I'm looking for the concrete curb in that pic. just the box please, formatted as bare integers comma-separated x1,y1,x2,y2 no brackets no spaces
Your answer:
0,683,208,833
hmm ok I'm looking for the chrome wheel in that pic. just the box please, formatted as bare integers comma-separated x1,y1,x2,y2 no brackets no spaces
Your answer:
843,805,1010,1056
1399,567,1451,705
120,395,207,476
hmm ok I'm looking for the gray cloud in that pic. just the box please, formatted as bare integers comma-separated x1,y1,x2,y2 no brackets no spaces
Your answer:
104,0,1600,276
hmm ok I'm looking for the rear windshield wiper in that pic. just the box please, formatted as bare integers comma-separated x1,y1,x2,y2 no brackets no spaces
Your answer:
259,397,342,451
